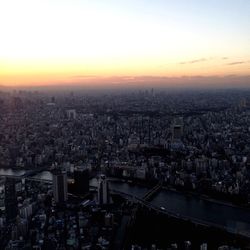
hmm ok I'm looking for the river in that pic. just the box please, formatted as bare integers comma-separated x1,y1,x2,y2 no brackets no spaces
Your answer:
1,168,250,234
0,168,26,176
151,189,250,234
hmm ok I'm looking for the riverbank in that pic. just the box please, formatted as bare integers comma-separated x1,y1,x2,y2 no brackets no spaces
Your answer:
106,175,250,211
2,168,250,237
161,186,250,212
126,205,250,249
1,166,247,211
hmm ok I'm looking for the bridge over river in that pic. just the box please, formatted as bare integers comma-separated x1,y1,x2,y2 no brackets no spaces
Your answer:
90,178,250,239
1,168,250,239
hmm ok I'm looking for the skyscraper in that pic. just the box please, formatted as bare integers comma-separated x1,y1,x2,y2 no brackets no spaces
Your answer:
97,175,110,205
4,177,18,222
52,170,68,203
74,167,89,195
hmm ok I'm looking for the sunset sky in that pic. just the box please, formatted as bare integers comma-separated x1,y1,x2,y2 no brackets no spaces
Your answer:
0,0,250,87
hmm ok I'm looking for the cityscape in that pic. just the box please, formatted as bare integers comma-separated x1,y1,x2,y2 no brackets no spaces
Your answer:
0,89,250,249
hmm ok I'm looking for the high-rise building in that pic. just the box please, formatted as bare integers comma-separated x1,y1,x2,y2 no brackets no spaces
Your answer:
4,177,18,222
97,175,110,205
74,167,89,195
52,170,68,203
66,109,76,119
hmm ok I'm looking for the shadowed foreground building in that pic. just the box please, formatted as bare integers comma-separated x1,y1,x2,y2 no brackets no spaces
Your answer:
5,177,18,222
74,166,89,195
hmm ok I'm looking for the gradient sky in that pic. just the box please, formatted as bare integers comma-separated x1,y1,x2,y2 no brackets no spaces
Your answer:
0,0,250,87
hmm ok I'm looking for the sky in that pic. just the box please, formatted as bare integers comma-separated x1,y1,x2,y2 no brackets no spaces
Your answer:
0,0,250,87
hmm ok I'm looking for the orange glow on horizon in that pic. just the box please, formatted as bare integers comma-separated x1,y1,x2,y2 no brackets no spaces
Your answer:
1,57,250,87
0,0,250,87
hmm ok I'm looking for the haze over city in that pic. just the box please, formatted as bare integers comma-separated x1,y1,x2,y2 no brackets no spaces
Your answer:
0,0,250,88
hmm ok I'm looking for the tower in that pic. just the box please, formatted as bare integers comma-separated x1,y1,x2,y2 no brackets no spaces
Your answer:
52,170,68,203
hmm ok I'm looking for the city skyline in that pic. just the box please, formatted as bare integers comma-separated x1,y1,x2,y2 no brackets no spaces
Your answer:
0,0,250,87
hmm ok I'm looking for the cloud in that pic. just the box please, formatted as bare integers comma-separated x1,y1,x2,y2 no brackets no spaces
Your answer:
179,56,235,65
227,61,247,66
3,75,250,90
179,58,207,65
70,75,97,78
